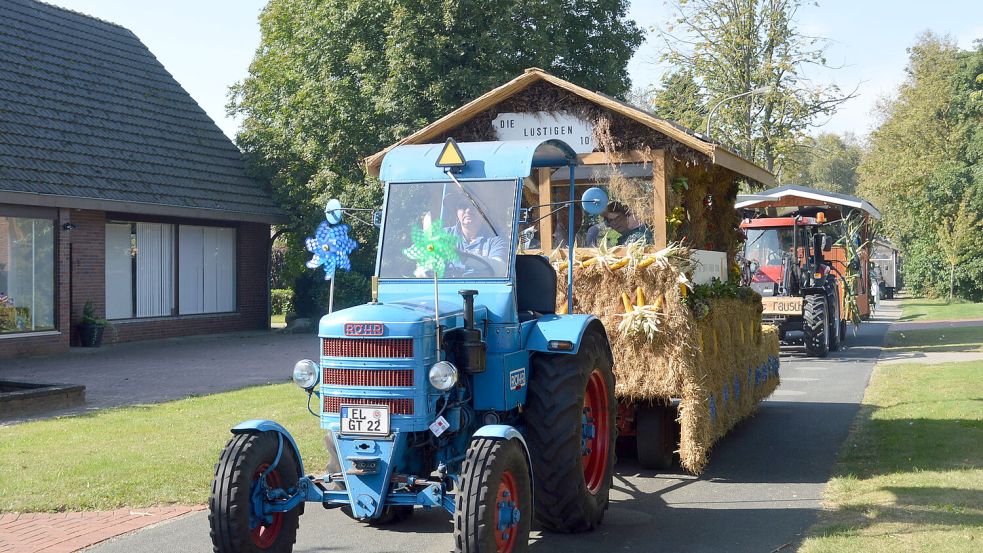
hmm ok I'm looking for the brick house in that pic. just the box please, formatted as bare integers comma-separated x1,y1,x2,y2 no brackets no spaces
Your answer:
0,0,284,358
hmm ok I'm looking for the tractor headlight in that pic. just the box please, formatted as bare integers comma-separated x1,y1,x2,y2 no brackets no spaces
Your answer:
428,361,458,391
292,359,320,391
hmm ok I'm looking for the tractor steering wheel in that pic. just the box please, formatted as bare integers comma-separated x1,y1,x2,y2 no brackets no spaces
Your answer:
452,250,496,276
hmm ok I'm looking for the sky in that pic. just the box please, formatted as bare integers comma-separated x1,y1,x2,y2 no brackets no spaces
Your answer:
42,0,983,141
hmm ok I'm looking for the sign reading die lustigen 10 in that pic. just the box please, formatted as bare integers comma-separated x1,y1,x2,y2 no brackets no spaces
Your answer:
208,137,617,553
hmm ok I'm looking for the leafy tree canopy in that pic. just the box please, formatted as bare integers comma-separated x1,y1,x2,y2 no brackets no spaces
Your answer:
656,0,854,174
232,0,643,315
859,33,983,300
782,132,862,194
647,69,706,132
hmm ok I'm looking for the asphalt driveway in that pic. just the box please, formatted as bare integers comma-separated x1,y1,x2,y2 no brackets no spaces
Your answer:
1,330,318,424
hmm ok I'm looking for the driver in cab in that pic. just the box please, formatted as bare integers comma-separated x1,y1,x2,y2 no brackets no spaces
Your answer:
446,193,507,276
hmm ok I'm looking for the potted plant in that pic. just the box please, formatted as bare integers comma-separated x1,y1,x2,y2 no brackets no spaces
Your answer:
78,301,107,347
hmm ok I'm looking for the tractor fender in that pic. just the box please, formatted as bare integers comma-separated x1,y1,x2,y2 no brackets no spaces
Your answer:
526,314,605,355
231,419,305,475
472,424,535,505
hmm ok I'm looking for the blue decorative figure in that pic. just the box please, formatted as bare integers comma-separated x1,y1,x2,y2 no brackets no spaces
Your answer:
305,221,357,280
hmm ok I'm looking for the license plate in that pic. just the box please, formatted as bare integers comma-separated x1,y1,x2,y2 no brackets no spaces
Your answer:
340,405,390,436
761,296,804,315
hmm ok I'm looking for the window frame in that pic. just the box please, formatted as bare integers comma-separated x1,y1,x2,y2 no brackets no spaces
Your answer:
0,209,57,335
105,218,238,321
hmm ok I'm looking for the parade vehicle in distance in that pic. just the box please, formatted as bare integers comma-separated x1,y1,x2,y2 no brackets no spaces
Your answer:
208,138,617,553
871,238,900,299
740,214,846,357
737,185,881,357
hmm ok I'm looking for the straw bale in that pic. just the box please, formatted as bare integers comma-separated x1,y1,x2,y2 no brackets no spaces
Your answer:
554,257,780,474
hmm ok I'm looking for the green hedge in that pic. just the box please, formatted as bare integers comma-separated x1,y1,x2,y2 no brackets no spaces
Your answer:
271,288,294,315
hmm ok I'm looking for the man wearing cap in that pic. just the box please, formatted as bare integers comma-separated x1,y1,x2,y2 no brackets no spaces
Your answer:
446,193,507,276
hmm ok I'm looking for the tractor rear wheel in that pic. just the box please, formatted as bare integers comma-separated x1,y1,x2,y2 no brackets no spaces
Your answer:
210,432,301,553
803,295,829,358
525,330,616,533
454,437,532,553
635,403,677,470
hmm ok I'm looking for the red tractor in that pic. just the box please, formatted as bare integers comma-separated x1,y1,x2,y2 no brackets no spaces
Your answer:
740,214,846,357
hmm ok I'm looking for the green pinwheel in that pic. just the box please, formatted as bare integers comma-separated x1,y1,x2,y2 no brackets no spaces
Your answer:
403,220,460,278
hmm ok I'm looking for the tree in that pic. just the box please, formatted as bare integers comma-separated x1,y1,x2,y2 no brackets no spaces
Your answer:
231,0,644,316
859,33,983,300
648,69,706,131
782,132,862,193
656,0,854,174
937,197,981,302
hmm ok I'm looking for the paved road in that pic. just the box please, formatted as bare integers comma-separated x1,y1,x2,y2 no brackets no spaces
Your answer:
89,302,899,553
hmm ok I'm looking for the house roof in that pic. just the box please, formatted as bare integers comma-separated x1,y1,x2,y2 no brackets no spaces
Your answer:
736,185,881,220
365,68,775,187
0,0,284,224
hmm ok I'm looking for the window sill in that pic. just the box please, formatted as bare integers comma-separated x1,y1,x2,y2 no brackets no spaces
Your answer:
0,330,61,340
108,312,240,324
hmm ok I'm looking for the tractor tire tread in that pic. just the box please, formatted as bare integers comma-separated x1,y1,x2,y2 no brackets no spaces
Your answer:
209,433,300,553
524,331,616,533
803,294,829,358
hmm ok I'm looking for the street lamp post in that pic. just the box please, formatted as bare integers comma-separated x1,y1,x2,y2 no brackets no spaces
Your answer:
705,86,773,139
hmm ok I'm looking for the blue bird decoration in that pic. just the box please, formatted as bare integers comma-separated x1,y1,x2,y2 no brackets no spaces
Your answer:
305,221,357,280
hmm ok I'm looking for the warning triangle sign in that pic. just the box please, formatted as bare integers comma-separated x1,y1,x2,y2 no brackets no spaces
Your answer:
435,138,466,168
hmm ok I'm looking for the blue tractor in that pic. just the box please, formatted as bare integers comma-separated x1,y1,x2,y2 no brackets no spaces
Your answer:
209,139,616,553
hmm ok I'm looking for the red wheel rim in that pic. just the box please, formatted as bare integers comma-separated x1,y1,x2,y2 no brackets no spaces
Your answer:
582,369,610,494
494,470,519,552
251,463,283,548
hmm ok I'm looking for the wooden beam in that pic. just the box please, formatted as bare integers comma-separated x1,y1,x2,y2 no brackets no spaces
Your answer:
577,150,652,165
536,168,554,251
651,150,669,248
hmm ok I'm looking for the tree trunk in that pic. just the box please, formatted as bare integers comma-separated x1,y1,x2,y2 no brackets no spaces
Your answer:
949,263,955,302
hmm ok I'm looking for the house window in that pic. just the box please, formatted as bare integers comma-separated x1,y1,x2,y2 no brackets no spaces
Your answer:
178,226,236,314
105,222,236,319
0,216,55,334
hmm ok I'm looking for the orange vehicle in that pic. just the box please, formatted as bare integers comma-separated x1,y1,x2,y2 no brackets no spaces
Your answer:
737,186,881,356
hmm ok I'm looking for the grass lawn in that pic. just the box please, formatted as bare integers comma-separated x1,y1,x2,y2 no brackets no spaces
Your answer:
883,326,983,353
799,359,983,553
0,384,329,513
899,297,983,322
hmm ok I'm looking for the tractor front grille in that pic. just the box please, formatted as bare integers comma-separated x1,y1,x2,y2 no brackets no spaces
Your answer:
323,396,414,415
322,338,413,358
322,368,414,387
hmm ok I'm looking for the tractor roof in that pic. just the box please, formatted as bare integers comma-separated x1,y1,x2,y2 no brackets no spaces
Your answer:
736,185,881,220
379,139,577,182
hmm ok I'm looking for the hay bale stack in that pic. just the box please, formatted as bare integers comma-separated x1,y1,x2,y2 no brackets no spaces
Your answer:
554,255,780,474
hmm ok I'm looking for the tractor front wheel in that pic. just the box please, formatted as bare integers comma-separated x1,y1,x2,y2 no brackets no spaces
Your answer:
454,437,532,553
525,329,616,532
210,432,301,553
803,295,829,358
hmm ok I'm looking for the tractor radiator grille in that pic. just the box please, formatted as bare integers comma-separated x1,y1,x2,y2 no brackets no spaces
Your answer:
322,338,413,358
322,368,414,387
323,396,414,415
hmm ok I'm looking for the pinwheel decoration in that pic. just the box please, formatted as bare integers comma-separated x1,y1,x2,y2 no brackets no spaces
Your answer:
305,221,357,280
402,220,460,278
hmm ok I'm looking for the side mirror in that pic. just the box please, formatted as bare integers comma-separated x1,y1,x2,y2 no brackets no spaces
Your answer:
581,187,608,216
325,198,343,225
372,210,383,228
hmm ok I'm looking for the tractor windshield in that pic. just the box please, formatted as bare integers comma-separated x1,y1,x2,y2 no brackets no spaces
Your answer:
744,227,802,267
379,179,517,279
